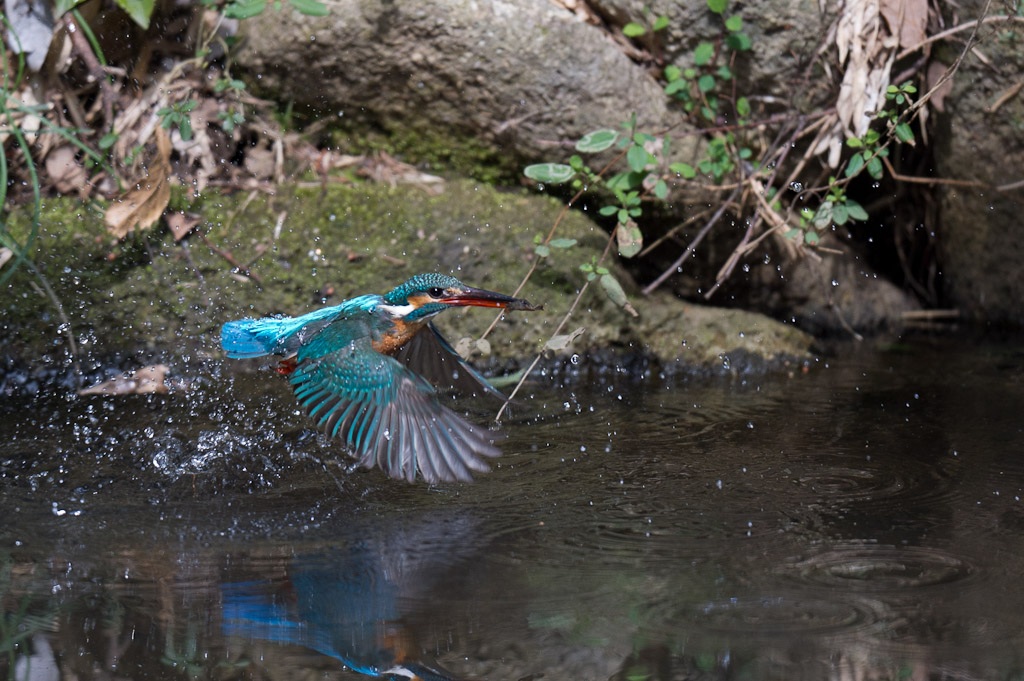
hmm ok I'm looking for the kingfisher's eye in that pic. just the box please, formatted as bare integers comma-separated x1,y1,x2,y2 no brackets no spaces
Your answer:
427,287,445,299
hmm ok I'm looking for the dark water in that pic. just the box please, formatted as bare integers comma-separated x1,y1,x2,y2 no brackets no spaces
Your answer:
2,337,1024,680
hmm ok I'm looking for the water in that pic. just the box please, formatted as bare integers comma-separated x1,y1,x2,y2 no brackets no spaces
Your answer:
2,337,1024,680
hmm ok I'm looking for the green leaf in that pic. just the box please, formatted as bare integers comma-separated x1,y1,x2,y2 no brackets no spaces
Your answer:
178,118,193,141
716,65,732,80
576,129,618,153
289,0,329,15
618,209,629,224
784,228,801,240
845,200,869,221
224,0,266,18
653,15,670,31
623,22,646,37
550,238,578,249
812,201,833,229
804,231,820,246
616,222,643,257
99,132,119,149
524,163,575,184
698,74,716,92
55,0,89,17
894,122,915,143
669,162,696,178
846,137,863,148
845,152,864,178
534,244,550,258
725,32,751,50
664,65,682,82
606,171,645,192
600,274,639,316
653,179,668,199
693,42,715,65
664,79,688,95
114,0,155,27
706,0,727,14
736,96,751,117
545,327,586,352
599,205,619,217
626,144,650,172
832,203,849,226
866,155,883,179
724,14,743,31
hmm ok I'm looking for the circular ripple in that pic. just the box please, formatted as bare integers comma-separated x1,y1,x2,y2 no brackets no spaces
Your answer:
788,545,975,592
794,457,955,514
692,594,887,637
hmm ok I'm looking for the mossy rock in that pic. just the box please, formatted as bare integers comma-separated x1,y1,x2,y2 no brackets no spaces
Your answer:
1,180,813,386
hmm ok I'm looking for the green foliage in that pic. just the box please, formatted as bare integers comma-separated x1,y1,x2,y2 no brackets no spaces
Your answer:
157,100,198,141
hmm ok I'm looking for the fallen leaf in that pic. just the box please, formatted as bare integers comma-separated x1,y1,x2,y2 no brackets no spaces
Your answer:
165,211,201,241
879,0,928,49
926,61,953,112
105,128,172,238
545,327,586,352
46,146,87,194
78,365,170,396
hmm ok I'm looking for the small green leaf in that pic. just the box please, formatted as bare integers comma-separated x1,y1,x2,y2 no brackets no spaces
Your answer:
623,22,646,37
289,0,329,15
669,162,696,178
724,14,743,31
664,65,682,82
616,221,643,257
784,228,801,240
595,266,610,275
698,74,716,92
599,205,619,217
694,42,715,65
618,209,629,224
576,129,618,153
535,244,550,258
545,327,586,352
804,231,820,245
813,201,833,229
894,122,915,143
99,132,119,149
653,15,670,31
736,96,751,118
55,0,88,16
224,0,266,18
846,137,863,149
716,65,732,80
664,79,688,96
725,32,751,50
845,200,869,221
178,118,193,141
600,274,639,316
550,238,578,249
706,0,727,14
626,144,650,172
845,152,864,178
866,155,883,179
115,0,155,28
524,163,575,184
653,179,668,199
832,203,849,226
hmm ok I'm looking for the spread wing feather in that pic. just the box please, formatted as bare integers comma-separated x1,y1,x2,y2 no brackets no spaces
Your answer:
393,323,505,401
290,331,499,483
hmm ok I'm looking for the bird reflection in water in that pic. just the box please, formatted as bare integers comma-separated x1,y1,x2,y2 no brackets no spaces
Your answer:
221,515,482,680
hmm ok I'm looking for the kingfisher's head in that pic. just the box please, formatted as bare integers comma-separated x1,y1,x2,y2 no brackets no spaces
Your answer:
380,273,541,322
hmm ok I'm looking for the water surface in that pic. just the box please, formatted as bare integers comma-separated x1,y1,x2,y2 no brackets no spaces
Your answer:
2,337,1024,680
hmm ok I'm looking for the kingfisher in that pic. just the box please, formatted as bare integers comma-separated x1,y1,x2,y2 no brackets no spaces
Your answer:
221,273,541,484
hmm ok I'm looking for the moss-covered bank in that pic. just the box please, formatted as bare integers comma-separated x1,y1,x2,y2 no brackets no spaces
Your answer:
1,180,813,388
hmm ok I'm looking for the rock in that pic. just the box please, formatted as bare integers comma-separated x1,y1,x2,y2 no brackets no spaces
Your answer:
234,0,688,169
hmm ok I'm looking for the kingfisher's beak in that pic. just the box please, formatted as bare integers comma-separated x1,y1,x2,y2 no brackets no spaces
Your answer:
440,287,543,311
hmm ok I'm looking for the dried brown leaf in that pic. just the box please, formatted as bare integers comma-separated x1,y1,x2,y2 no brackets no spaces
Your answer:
165,211,201,241
105,129,173,239
880,0,928,49
78,365,170,396
927,61,953,112
46,146,87,194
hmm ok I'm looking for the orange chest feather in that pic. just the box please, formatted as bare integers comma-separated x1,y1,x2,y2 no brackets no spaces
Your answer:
372,319,426,356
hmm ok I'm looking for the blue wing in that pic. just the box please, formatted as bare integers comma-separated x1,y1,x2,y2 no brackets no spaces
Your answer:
220,295,379,359
290,316,499,483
